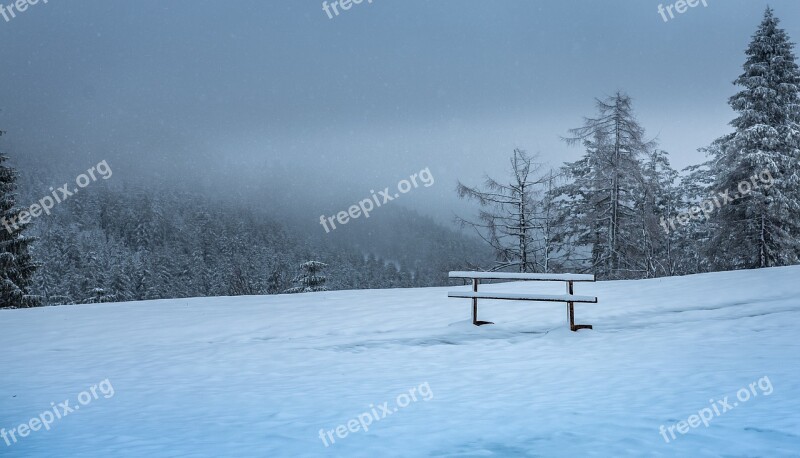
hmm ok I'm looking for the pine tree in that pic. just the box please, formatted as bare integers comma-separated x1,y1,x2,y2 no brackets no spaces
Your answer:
671,161,717,275
285,261,328,293
638,149,679,277
554,92,656,279
0,153,40,308
705,7,800,269
85,287,116,304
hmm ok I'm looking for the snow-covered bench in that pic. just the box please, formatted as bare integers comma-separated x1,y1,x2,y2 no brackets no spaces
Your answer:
448,271,597,331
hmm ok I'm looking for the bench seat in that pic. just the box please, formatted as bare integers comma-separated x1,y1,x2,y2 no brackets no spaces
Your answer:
448,291,597,303
449,271,595,282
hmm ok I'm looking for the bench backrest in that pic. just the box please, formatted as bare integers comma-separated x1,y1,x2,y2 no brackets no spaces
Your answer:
448,271,595,282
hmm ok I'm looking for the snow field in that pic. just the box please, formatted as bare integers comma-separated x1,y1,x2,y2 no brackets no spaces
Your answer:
1,266,799,456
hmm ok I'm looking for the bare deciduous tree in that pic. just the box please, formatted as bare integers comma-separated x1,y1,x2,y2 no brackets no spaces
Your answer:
456,149,563,273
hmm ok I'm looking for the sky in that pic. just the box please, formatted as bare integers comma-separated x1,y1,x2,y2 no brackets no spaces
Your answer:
1,0,799,224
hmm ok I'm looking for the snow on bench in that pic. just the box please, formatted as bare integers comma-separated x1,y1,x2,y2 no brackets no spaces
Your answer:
448,271,597,331
449,271,596,282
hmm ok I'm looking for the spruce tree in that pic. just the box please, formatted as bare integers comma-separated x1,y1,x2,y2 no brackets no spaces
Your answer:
706,7,800,269
85,287,116,304
0,152,40,308
555,92,657,279
638,149,679,278
285,261,328,293
673,161,717,275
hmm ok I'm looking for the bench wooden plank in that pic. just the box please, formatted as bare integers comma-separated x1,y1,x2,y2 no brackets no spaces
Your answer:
448,291,597,303
448,271,595,282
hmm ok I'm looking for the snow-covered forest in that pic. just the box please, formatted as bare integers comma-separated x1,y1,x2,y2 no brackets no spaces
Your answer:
12,179,489,305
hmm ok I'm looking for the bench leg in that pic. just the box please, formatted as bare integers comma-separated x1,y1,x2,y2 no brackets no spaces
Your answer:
568,302,575,331
566,303,571,328
470,279,494,326
567,281,574,330
472,279,478,326
567,280,592,331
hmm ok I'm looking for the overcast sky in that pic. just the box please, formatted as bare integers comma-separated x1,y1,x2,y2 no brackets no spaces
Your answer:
2,0,799,223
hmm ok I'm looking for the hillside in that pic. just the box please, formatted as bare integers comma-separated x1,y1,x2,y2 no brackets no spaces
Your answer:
18,181,489,304
1,267,799,456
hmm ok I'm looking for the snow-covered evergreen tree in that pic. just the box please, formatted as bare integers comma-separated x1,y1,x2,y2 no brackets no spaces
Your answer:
554,93,657,279
0,153,40,308
705,7,800,269
285,261,328,293
637,149,680,278
672,161,717,275
85,287,116,304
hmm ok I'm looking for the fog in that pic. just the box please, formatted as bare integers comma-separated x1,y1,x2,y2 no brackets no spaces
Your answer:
2,0,799,226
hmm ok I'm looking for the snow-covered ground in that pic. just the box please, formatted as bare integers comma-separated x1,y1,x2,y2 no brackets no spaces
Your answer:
2,267,800,457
